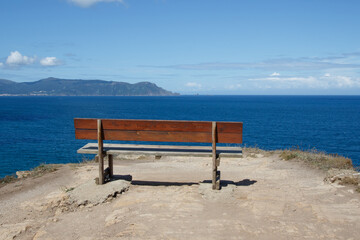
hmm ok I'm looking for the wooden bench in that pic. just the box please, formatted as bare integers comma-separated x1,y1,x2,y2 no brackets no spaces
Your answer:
74,118,243,190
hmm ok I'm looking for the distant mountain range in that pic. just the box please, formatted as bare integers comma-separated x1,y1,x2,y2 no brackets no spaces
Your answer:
0,77,179,96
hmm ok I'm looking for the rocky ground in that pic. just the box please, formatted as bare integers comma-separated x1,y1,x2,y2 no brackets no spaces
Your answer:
0,150,359,240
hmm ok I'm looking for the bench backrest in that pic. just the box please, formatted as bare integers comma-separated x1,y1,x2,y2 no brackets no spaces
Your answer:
74,118,242,144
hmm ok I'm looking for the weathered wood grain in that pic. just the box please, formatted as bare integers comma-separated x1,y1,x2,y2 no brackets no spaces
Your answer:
212,122,217,190
74,118,242,134
75,129,241,143
77,143,243,158
97,119,104,185
108,154,113,178
104,167,110,179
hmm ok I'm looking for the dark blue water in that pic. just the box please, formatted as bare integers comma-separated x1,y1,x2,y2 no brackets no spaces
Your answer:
0,96,359,178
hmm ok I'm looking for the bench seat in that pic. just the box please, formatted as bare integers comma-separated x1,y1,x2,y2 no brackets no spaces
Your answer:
78,143,242,158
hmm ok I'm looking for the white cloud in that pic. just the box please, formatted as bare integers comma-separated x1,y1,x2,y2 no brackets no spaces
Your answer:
68,0,124,7
40,57,61,66
249,74,360,89
270,72,280,76
6,51,35,66
324,73,331,77
185,82,202,88
250,76,324,89
151,52,360,71
2,51,62,68
225,84,242,90
330,75,358,88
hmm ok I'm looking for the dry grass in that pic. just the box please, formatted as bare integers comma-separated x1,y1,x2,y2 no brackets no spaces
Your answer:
279,149,353,171
280,149,359,190
29,164,59,178
69,157,95,170
0,163,59,188
242,146,272,158
339,177,359,186
0,175,17,186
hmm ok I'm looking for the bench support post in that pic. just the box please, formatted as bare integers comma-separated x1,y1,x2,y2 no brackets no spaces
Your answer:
212,122,220,190
98,119,104,185
108,154,113,178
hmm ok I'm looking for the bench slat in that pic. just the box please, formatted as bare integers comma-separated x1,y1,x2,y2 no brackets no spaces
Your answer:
77,143,242,158
74,118,242,134
75,129,242,143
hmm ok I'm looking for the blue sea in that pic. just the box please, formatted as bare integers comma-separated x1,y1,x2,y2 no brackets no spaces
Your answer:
0,95,359,178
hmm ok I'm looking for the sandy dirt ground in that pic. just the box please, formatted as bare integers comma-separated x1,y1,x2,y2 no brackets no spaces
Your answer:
0,151,359,240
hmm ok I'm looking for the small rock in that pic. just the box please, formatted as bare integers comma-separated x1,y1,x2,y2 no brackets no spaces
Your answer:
68,179,130,206
33,229,47,240
348,189,355,194
0,222,32,240
54,208,62,216
105,208,130,226
86,203,94,208
16,171,31,178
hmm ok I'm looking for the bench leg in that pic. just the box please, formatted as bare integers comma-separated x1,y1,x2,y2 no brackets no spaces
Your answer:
108,154,113,178
212,161,219,190
98,153,104,185
212,168,217,190
212,170,221,190
212,157,221,190
216,170,220,190
211,122,220,190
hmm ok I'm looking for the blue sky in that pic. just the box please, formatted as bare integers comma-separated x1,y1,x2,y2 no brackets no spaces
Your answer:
1,0,360,95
